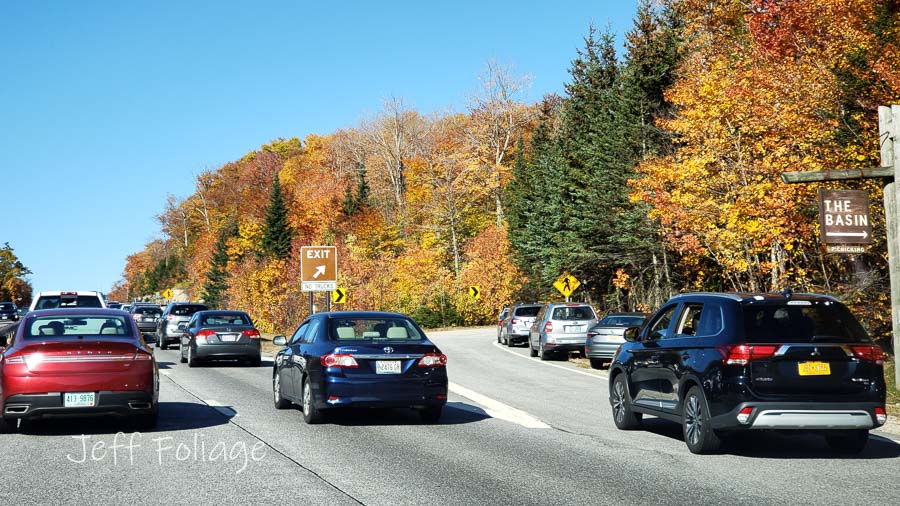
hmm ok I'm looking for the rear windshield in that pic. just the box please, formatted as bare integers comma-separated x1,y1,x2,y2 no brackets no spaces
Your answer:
34,295,103,309
133,307,162,316
24,315,134,339
552,306,596,321
741,302,869,344
599,315,646,327
201,313,251,326
170,304,207,316
329,318,424,341
0,303,14,311
514,306,541,317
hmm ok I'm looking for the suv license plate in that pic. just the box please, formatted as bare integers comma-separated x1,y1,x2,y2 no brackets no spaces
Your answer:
64,392,96,407
376,361,401,374
565,325,585,333
798,361,830,376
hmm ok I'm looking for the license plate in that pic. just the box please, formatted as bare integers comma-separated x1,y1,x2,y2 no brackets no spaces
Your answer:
221,334,237,342
565,325,586,333
798,361,831,376
64,392,95,407
376,361,402,374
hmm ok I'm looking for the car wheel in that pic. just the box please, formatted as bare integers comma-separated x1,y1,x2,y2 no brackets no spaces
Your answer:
611,374,642,430
248,355,262,367
0,416,18,434
179,344,187,363
825,429,869,455
187,345,198,368
589,358,606,369
302,377,324,424
538,342,551,361
133,409,158,431
506,334,514,347
529,339,538,357
419,406,443,424
273,372,290,410
159,337,168,351
683,386,721,454
497,333,501,344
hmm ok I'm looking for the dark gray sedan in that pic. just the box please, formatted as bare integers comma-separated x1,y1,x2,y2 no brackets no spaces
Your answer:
584,312,648,369
179,310,261,367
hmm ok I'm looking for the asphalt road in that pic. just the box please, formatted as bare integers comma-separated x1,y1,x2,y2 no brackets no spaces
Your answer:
1,326,899,505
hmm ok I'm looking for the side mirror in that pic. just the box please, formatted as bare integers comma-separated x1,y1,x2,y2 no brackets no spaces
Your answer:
623,326,641,342
273,335,287,346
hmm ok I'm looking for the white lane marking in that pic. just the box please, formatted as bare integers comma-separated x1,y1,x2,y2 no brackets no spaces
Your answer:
492,341,609,381
448,382,549,429
204,399,237,417
160,370,171,376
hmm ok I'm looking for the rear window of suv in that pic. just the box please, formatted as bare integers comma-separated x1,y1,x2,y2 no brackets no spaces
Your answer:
514,306,541,317
34,295,103,309
133,307,162,316
741,302,868,344
170,304,208,316
0,303,14,311
552,306,596,320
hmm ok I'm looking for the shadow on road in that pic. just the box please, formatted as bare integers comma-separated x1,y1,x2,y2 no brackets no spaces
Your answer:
313,401,490,427
639,417,900,459
19,401,235,436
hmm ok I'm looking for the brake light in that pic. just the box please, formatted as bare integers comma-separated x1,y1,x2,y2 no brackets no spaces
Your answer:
3,355,24,364
133,351,153,361
418,353,447,368
721,344,778,365
196,329,216,344
166,314,176,321
875,407,887,425
321,354,359,368
242,329,261,339
737,407,753,424
849,345,884,364
544,322,553,333
511,318,519,325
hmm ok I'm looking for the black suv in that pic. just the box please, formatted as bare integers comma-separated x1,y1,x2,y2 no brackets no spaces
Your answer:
609,292,887,454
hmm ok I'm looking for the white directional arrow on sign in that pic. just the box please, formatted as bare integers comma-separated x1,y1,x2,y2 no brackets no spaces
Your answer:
825,231,869,238
313,265,326,278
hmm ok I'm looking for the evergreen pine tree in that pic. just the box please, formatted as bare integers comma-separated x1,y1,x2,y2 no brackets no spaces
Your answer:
201,222,237,309
260,173,294,259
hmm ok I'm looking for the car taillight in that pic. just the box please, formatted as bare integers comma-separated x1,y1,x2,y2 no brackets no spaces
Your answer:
3,355,24,364
511,318,519,325
849,345,884,364
321,354,359,368
544,322,553,333
737,407,753,424
875,407,887,425
166,314,176,321
418,353,447,368
720,344,778,365
196,329,216,344
242,329,261,339
133,351,153,361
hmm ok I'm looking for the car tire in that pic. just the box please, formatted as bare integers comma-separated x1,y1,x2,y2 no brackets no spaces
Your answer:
301,377,324,424
497,333,501,344
825,429,869,455
682,386,721,454
589,358,606,369
133,409,158,431
187,345,198,368
611,374,642,430
419,406,443,424
538,342,551,361
179,345,187,363
0,416,18,434
248,356,262,367
506,335,515,347
159,338,168,351
529,340,538,357
273,372,291,410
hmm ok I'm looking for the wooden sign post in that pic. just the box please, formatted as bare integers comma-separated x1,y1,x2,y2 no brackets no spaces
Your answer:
781,105,900,387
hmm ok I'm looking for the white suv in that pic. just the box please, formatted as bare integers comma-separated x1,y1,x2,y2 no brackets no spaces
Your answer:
29,291,108,311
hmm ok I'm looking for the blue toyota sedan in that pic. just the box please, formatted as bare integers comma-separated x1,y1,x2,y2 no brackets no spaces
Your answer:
272,311,448,424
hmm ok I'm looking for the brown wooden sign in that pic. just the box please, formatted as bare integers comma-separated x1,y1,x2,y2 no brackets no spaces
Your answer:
817,189,872,253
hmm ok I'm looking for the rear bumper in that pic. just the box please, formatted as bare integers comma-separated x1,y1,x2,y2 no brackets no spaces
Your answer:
3,391,155,419
195,342,261,360
711,401,883,431
319,375,448,410
586,342,621,359
136,322,158,333
544,342,585,353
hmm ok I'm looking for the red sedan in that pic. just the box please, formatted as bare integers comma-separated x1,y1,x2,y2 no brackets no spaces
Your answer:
0,308,159,433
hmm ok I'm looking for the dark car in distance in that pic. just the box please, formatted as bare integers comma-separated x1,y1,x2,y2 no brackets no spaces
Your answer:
179,310,261,367
585,312,649,369
130,304,163,339
609,291,887,454
0,302,18,323
272,311,448,424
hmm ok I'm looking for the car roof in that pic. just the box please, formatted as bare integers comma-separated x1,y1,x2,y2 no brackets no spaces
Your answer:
603,312,649,317
27,308,130,317
320,311,413,320
668,292,840,304
34,291,103,296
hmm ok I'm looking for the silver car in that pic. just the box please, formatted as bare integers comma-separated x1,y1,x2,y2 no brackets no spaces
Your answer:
528,303,598,361
499,303,543,347
157,302,208,349
584,312,649,369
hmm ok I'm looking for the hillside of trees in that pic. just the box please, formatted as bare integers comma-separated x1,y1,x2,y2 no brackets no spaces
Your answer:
110,0,900,346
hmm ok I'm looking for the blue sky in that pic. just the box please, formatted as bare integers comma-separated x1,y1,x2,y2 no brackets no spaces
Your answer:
0,1,638,295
